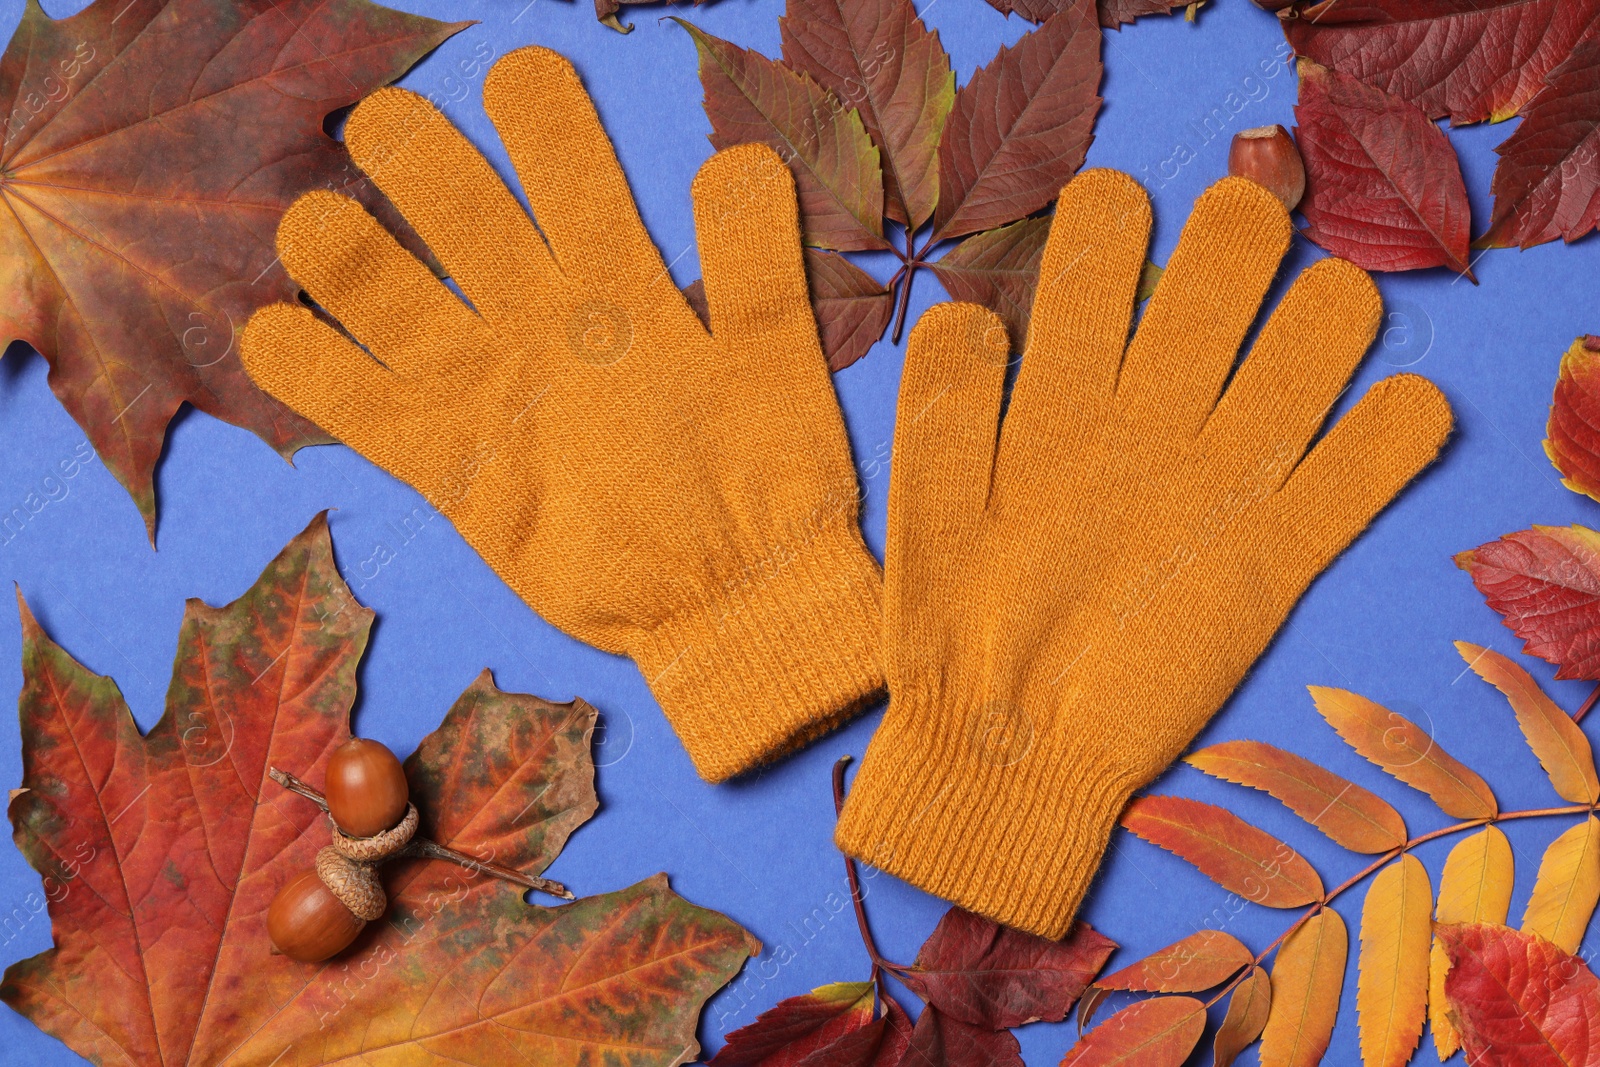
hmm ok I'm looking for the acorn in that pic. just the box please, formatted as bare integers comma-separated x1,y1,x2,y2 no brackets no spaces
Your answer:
1228,124,1305,212
325,737,409,838
267,866,367,962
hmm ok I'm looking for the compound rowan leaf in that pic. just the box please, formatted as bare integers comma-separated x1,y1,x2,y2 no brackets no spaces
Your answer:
1547,337,1600,504
1097,931,1252,993
1308,685,1498,819
1294,60,1473,275
1357,856,1431,1067
709,982,876,1066
1121,795,1324,908
932,0,1102,241
1457,525,1600,680
780,0,953,229
1439,922,1600,1066
1284,0,1600,125
0,0,465,539
901,907,1115,1028
0,514,757,1066
1060,996,1206,1067
1187,740,1408,853
678,18,888,252
1521,815,1600,954
1430,827,1514,1058
902,1004,1022,1067
1260,909,1347,1067
1458,641,1600,803
1213,967,1271,1067
1480,36,1600,250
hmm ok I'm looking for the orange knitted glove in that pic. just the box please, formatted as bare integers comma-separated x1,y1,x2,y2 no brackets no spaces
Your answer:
240,47,883,783
834,171,1452,938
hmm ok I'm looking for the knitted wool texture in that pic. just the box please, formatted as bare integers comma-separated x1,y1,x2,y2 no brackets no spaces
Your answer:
835,170,1453,939
240,47,883,783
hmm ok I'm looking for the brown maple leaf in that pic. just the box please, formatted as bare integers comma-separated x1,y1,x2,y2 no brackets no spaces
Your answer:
0,0,467,540
2,513,757,1065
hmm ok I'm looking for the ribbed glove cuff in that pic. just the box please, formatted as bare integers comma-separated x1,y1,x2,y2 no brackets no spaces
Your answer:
631,523,884,783
835,699,1142,939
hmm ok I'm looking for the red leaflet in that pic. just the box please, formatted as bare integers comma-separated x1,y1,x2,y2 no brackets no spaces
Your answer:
1294,61,1473,274
1439,923,1600,1065
1480,36,1600,249
1121,795,1324,907
901,908,1116,1028
804,250,895,370
1286,0,1600,126
709,982,877,1067
901,1004,1023,1067
982,0,1188,29
932,0,1102,241
928,216,1049,349
1547,337,1600,504
1456,526,1600,680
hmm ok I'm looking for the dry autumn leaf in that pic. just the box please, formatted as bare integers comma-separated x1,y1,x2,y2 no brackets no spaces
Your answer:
1521,815,1600,954
1260,909,1347,1067
1456,525,1600,680
1121,795,1324,908
1308,685,1498,819
1440,922,1600,1067
1430,827,1514,1058
1187,740,1408,854
1213,967,1271,1067
1458,641,1600,803
0,0,466,538
932,0,1102,242
1480,35,1600,250
900,908,1115,1028
1356,855,1430,1067
708,981,910,1066
1,514,756,1065
1060,996,1206,1067
778,0,953,229
904,1004,1022,1067
1294,60,1473,275
1096,930,1252,994
928,216,1050,349
1283,0,1600,125
981,0,1192,30
1546,336,1600,503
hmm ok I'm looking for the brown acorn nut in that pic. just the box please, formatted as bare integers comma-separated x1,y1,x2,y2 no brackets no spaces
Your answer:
324,737,409,838
266,868,365,962
1228,124,1305,212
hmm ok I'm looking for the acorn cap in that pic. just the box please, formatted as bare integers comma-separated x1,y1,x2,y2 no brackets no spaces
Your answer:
315,846,386,921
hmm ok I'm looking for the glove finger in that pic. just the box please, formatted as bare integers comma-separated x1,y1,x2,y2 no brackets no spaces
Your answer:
276,191,494,378
691,144,821,364
343,87,561,328
1200,257,1382,489
1002,168,1149,463
889,303,1008,585
1116,177,1290,441
1266,374,1451,593
484,47,666,290
242,302,457,497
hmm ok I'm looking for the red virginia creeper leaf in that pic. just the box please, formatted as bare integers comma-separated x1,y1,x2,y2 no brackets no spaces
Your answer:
932,0,1102,241
0,0,466,539
1060,996,1207,1067
1285,0,1600,126
1440,922,1600,1066
1121,795,1324,907
979,0,1189,29
709,982,876,1067
1096,931,1252,993
1548,336,1600,504
1294,60,1473,275
792,996,912,1067
1456,525,1600,680
780,0,954,229
0,514,757,1065
929,216,1048,349
901,907,1115,1029
678,18,888,252
902,1004,1022,1067
1480,36,1600,250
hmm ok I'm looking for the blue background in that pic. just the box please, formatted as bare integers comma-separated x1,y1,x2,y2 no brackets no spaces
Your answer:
0,0,1594,1063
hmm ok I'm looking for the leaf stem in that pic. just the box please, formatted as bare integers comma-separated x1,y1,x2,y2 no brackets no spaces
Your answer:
268,767,573,900
832,756,911,983
1577,680,1600,723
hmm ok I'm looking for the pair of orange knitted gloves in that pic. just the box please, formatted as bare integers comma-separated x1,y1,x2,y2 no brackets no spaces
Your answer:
241,48,1452,938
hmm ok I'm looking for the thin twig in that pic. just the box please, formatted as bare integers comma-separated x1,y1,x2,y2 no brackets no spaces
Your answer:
832,756,910,981
1576,680,1600,723
269,767,572,900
